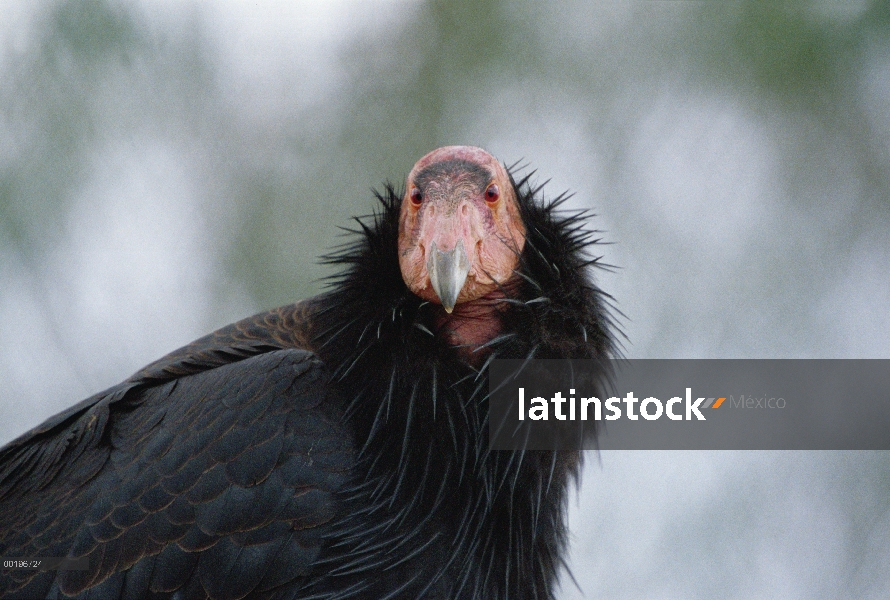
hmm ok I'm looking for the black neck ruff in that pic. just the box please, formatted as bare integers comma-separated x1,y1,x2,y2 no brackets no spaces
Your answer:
305,170,619,599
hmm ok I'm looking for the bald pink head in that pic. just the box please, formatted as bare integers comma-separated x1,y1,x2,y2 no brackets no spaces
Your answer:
398,146,526,312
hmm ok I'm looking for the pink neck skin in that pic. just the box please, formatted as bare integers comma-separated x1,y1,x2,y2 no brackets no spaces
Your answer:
432,276,521,363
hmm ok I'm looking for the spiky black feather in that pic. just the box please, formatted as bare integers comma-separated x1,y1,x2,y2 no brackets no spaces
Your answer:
301,169,619,599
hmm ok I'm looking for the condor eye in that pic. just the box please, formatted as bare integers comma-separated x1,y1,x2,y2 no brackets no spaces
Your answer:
409,187,423,207
485,183,500,203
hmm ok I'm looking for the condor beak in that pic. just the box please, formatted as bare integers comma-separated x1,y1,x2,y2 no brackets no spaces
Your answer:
427,240,471,313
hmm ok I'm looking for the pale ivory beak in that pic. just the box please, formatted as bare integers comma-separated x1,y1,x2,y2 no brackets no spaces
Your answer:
427,240,470,313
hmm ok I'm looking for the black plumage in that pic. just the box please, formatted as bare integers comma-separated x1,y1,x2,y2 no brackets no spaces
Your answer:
0,166,617,599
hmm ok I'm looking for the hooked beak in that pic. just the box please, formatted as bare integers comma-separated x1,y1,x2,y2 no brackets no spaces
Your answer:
427,240,471,313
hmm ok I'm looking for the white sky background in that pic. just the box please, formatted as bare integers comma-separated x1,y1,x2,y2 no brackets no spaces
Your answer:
1,1,889,598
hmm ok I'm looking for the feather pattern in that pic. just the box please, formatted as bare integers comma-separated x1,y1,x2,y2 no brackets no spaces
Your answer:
0,167,617,599
300,170,618,599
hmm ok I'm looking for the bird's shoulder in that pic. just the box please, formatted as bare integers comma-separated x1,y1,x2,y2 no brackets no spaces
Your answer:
0,299,319,458
0,298,356,597
130,298,320,383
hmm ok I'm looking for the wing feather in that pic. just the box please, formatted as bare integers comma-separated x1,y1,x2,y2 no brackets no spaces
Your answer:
0,347,353,599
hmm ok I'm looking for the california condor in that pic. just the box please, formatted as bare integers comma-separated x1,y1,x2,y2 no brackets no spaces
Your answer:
0,146,617,599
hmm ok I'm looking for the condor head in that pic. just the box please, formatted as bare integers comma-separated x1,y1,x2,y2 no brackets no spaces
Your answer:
398,146,526,313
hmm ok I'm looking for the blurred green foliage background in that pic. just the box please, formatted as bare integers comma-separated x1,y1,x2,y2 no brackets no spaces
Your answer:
1,1,888,598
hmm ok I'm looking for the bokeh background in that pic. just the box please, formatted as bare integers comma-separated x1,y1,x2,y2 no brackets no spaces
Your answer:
2,1,889,598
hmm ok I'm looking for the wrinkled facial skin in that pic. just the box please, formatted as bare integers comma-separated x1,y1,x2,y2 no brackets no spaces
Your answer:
398,146,526,311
